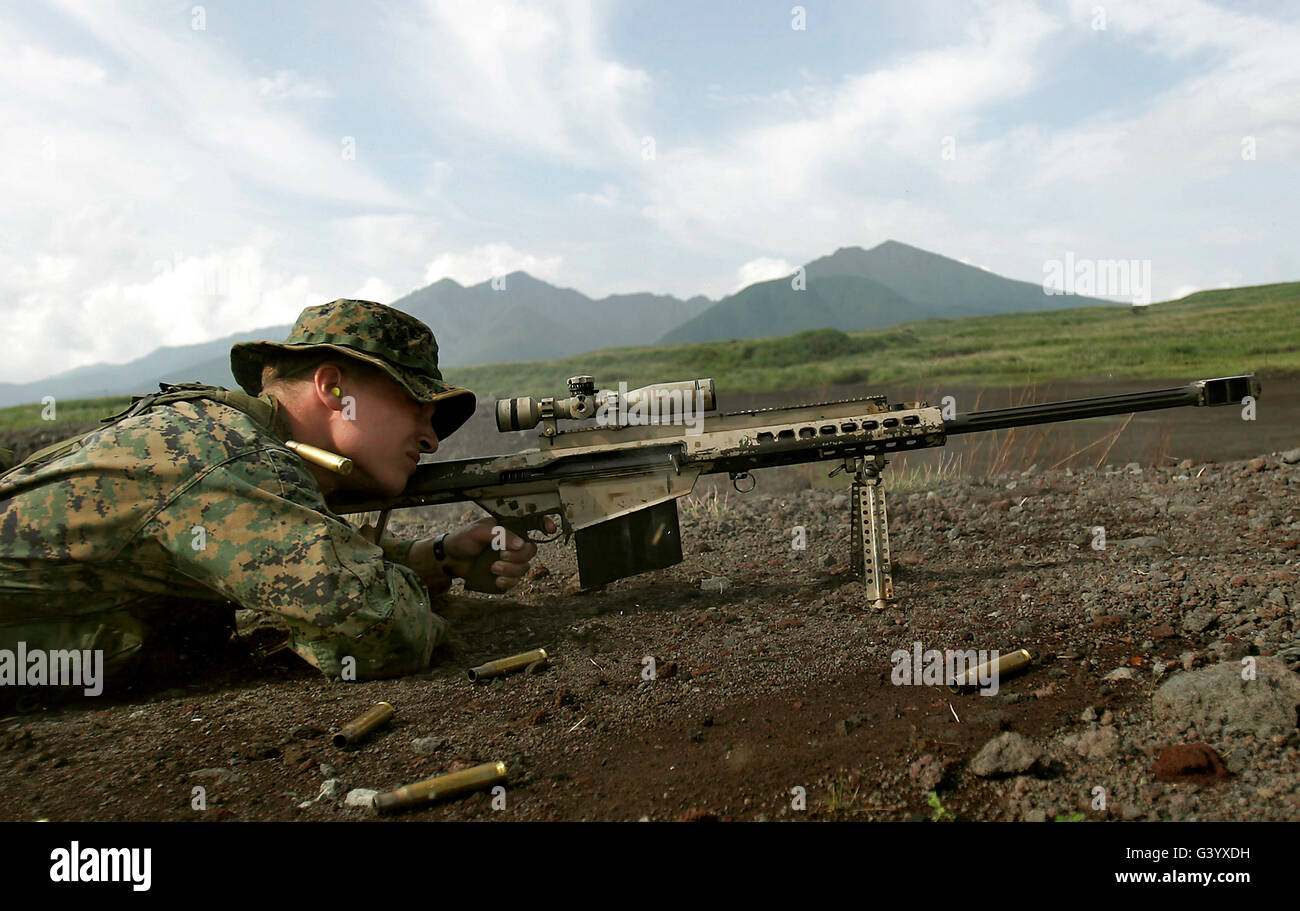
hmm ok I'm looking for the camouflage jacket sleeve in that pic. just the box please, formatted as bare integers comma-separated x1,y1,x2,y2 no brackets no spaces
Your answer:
140,446,446,680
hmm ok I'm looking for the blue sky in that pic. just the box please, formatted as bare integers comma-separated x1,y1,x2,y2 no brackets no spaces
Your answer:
1,0,1297,383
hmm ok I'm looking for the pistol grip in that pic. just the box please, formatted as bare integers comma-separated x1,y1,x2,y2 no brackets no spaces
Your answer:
462,516,542,594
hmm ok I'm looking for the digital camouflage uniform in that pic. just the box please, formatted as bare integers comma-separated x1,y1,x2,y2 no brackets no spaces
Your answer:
0,300,476,684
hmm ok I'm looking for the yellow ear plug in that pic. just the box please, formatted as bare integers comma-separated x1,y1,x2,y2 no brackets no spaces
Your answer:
331,386,342,397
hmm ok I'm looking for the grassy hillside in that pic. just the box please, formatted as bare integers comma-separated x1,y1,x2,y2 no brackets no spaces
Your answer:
444,281,1299,399
1,282,1293,430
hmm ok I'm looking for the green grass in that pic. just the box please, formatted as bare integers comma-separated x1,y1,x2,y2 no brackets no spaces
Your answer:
1,282,1294,431
926,790,956,822
0,395,133,431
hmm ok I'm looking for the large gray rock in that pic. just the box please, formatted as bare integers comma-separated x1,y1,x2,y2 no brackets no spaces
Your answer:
969,732,1040,777
1153,657,1300,739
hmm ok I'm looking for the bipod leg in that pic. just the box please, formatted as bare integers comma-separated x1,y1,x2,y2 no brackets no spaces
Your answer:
849,455,893,609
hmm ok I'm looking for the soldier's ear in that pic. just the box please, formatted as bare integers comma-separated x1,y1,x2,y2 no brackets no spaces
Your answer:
312,364,347,409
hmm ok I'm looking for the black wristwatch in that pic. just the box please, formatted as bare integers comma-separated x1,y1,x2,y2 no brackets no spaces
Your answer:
432,533,454,577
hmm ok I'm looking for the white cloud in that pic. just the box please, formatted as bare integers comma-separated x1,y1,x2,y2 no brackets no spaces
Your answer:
353,276,396,303
637,0,1061,248
734,258,797,293
1037,0,1300,182
8,241,323,382
0,4,417,383
327,215,442,271
398,0,650,163
422,243,565,287
13,43,105,88
32,1,407,208
256,69,332,100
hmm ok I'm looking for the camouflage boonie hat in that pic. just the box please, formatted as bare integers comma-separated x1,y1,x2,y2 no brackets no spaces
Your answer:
230,299,476,441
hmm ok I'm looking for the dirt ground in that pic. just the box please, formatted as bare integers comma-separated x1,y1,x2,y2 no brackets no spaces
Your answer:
1,374,1296,822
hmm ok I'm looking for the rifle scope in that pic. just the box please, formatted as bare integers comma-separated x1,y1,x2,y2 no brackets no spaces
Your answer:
496,376,716,432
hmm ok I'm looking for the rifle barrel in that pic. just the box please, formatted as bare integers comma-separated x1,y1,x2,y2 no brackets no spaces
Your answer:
945,374,1258,436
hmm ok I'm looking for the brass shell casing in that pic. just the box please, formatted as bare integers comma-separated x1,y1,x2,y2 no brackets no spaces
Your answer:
286,440,354,476
467,648,549,682
373,761,509,814
333,702,395,747
949,649,1032,692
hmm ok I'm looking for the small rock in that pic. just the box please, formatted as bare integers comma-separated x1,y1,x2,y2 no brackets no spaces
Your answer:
1103,667,1135,682
1108,536,1169,553
1075,727,1119,760
837,713,871,735
344,788,379,808
969,732,1040,777
701,576,731,593
319,763,337,778
1152,743,1230,782
1024,808,1048,822
1080,707,1097,723
318,778,342,801
1182,606,1220,634
909,754,945,791
412,736,446,755
191,767,248,784
1247,457,1268,472
676,809,719,822
1280,448,1300,465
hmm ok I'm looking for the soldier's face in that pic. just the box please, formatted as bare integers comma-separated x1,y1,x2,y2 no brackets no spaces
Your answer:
332,370,438,496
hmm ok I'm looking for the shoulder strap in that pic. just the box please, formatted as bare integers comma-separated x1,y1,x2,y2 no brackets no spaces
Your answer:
1,383,275,478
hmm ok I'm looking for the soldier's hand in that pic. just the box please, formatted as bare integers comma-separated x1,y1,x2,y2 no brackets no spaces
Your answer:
443,516,556,592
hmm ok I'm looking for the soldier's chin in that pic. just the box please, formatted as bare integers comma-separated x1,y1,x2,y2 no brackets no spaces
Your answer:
350,465,407,497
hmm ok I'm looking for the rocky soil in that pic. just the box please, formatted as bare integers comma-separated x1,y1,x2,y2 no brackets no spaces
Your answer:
1,449,1297,822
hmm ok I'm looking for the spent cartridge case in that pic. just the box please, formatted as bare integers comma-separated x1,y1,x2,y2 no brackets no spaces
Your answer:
373,761,508,813
467,648,548,682
286,440,353,476
949,649,1032,692
333,701,395,747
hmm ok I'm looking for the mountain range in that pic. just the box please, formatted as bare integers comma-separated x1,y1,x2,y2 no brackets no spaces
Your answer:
0,241,1118,407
